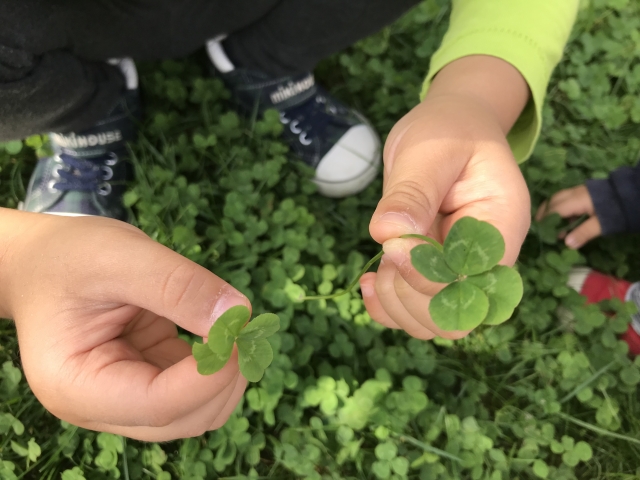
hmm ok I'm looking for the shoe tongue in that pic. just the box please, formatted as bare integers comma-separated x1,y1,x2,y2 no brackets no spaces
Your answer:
252,72,318,110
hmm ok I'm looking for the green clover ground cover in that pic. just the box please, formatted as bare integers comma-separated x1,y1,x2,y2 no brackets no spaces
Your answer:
1,0,640,478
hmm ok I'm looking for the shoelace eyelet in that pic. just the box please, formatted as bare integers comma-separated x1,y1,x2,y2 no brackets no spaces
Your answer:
299,132,312,146
101,166,114,181
290,120,302,134
279,112,291,125
51,166,64,179
104,153,119,166
98,183,112,196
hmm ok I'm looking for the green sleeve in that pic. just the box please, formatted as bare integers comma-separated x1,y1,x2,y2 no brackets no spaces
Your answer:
421,0,579,162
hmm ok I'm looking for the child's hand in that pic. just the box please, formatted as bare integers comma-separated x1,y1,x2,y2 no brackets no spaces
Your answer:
0,210,250,441
535,185,601,248
364,56,531,340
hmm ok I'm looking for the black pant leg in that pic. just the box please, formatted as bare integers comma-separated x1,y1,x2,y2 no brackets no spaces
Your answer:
57,0,282,61
0,47,126,142
0,0,420,140
223,0,422,77
0,0,282,140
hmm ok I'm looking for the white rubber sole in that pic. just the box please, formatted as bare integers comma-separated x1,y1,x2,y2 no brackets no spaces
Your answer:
314,155,380,198
312,120,382,198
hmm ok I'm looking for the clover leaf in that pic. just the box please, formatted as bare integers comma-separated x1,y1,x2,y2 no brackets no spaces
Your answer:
239,313,280,341
192,306,280,382
236,337,274,383
429,281,489,331
0,140,23,155
209,305,250,357
410,243,458,283
466,265,523,325
192,341,230,375
409,217,522,331
443,217,505,276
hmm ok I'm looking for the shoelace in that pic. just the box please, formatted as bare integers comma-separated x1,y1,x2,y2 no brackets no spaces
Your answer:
51,153,115,195
279,90,351,146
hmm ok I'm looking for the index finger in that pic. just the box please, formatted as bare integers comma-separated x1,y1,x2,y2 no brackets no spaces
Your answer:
537,186,593,221
382,237,445,296
535,200,550,222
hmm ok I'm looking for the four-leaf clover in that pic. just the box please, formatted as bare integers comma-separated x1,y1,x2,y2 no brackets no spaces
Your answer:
192,306,280,382
408,217,523,331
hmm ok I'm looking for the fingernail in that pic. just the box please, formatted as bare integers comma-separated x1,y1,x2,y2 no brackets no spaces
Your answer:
382,238,408,268
565,236,578,249
375,212,419,234
211,285,249,325
360,282,374,297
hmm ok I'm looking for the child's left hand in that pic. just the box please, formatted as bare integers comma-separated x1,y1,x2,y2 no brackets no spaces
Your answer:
363,55,532,340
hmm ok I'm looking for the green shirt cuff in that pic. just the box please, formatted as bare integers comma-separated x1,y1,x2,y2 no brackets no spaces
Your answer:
421,29,548,163
420,0,578,163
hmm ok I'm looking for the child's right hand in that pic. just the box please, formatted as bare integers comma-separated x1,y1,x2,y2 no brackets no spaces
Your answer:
535,185,602,248
0,209,250,441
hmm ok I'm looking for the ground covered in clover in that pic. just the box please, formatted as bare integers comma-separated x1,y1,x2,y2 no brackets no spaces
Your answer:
0,1,640,479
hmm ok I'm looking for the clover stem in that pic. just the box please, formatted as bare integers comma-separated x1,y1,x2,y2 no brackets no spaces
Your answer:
400,233,443,251
302,250,384,301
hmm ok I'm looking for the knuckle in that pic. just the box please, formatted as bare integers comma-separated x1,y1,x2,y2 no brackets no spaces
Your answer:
375,277,395,297
145,408,176,429
407,327,436,341
160,262,206,314
367,308,394,329
41,401,74,424
182,423,210,439
145,379,179,428
393,274,413,299
386,179,439,220
440,330,471,340
574,231,587,241
374,264,397,296
24,367,78,423
394,269,439,298
209,411,233,431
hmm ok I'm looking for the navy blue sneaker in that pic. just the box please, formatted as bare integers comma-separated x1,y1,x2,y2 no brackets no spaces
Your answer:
21,59,140,220
206,38,381,198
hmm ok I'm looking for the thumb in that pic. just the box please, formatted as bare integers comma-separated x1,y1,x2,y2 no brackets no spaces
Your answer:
565,216,602,249
369,144,466,244
98,228,250,337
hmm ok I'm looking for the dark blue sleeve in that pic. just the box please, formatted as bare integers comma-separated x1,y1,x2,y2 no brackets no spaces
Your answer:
586,161,640,235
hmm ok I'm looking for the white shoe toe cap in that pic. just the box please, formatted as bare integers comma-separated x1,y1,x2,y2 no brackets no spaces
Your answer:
314,124,381,198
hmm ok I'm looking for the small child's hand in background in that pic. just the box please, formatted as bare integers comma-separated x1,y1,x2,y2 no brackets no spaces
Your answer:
536,185,602,248
0,210,250,441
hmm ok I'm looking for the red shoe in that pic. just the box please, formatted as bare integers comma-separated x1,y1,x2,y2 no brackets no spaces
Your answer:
568,267,640,356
